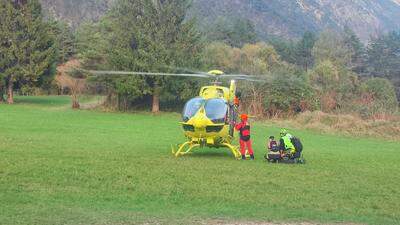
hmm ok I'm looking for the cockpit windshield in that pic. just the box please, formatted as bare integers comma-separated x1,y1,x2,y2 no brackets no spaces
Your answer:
204,98,228,123
182,97,205,122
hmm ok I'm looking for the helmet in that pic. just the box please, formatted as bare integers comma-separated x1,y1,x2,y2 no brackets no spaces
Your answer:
240,114,248,121
280,128,287,137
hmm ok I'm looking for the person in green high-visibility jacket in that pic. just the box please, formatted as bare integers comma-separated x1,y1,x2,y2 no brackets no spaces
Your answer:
279,128,299,158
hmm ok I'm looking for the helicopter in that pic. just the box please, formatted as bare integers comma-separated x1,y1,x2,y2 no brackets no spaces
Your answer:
87,69,261,159
174,69,242,159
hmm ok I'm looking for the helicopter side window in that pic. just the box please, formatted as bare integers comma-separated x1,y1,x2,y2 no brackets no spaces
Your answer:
205,98,228,123
182,97,205,122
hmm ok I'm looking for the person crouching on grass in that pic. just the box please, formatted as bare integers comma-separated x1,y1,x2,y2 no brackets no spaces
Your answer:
235,114,254,160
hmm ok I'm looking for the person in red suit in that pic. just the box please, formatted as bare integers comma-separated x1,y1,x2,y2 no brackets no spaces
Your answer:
235,114,254,160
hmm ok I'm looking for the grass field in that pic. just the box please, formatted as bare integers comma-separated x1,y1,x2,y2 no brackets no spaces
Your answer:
1,96,399,225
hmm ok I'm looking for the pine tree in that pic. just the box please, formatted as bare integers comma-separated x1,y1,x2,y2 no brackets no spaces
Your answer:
49,20,75,64
79,0,202,112
367,31,400,99
295,31,317,70
269,38,297,65
23,0,57,89
343,26,365,74
0,1,21,103
0,0,56,103
312,30,353,68
230,18,258,47
207,17,258,47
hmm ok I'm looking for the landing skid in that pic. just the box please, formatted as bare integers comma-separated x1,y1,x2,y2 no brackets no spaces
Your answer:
171,141,241,159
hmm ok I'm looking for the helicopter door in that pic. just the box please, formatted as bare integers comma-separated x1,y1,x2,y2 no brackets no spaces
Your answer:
204,98,228,123
182,97,205,122
228,104,238,136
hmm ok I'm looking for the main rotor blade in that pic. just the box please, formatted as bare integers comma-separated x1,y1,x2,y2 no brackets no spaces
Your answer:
79,69,269,82
220,74,267,78
232,77,266,83
87,70,211,78
219,73,270,83
159,65,211,76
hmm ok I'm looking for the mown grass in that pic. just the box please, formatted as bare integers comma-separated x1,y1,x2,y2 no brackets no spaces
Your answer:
0,96,399,225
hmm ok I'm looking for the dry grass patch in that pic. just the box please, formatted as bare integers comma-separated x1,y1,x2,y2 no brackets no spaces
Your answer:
268,111,400,140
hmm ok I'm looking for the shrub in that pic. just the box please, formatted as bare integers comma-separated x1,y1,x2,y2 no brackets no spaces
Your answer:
360,77,398,115
309,60,359,112
263,72,314,116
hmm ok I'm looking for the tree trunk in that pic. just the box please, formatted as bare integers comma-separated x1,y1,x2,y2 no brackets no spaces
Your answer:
0,85,5,103
152,85,160,113
7,78,14,104
71,93,80,109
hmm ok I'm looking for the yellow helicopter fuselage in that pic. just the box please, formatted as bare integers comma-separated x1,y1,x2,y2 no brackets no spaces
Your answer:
179,81,238,150
172,70,241,158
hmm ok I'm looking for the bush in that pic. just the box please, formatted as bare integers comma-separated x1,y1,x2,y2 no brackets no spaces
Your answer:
18,86,43,96
360,77,398,115
309,60,359,112
263,72,314,116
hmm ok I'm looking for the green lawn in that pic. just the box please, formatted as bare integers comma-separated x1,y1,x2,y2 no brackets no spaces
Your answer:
0,96,399,225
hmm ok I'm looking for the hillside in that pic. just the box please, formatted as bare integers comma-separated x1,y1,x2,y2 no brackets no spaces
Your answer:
190,0,400,41
40,0,400,41
40,0,114,28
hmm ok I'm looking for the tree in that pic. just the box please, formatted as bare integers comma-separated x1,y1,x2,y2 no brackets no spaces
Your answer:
49,20,76,64
295,31,317,70
264,69,314,116
343,26,365,74
269,32,316,70
0,78,5,102
115,0,201,112
230,18,258,47
360,77,398,115
269,38,297,65
0,0,56,104
201,42,236,72
237,42,280,75
55,59,86,109
312,30,352,68
75,21,110,70
202,42,280,75
367,31,400,100
202,42,284,116
309,60,358,112
0,1,19,103
77,0,202,112
207,17,257,47
367,31,400,77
